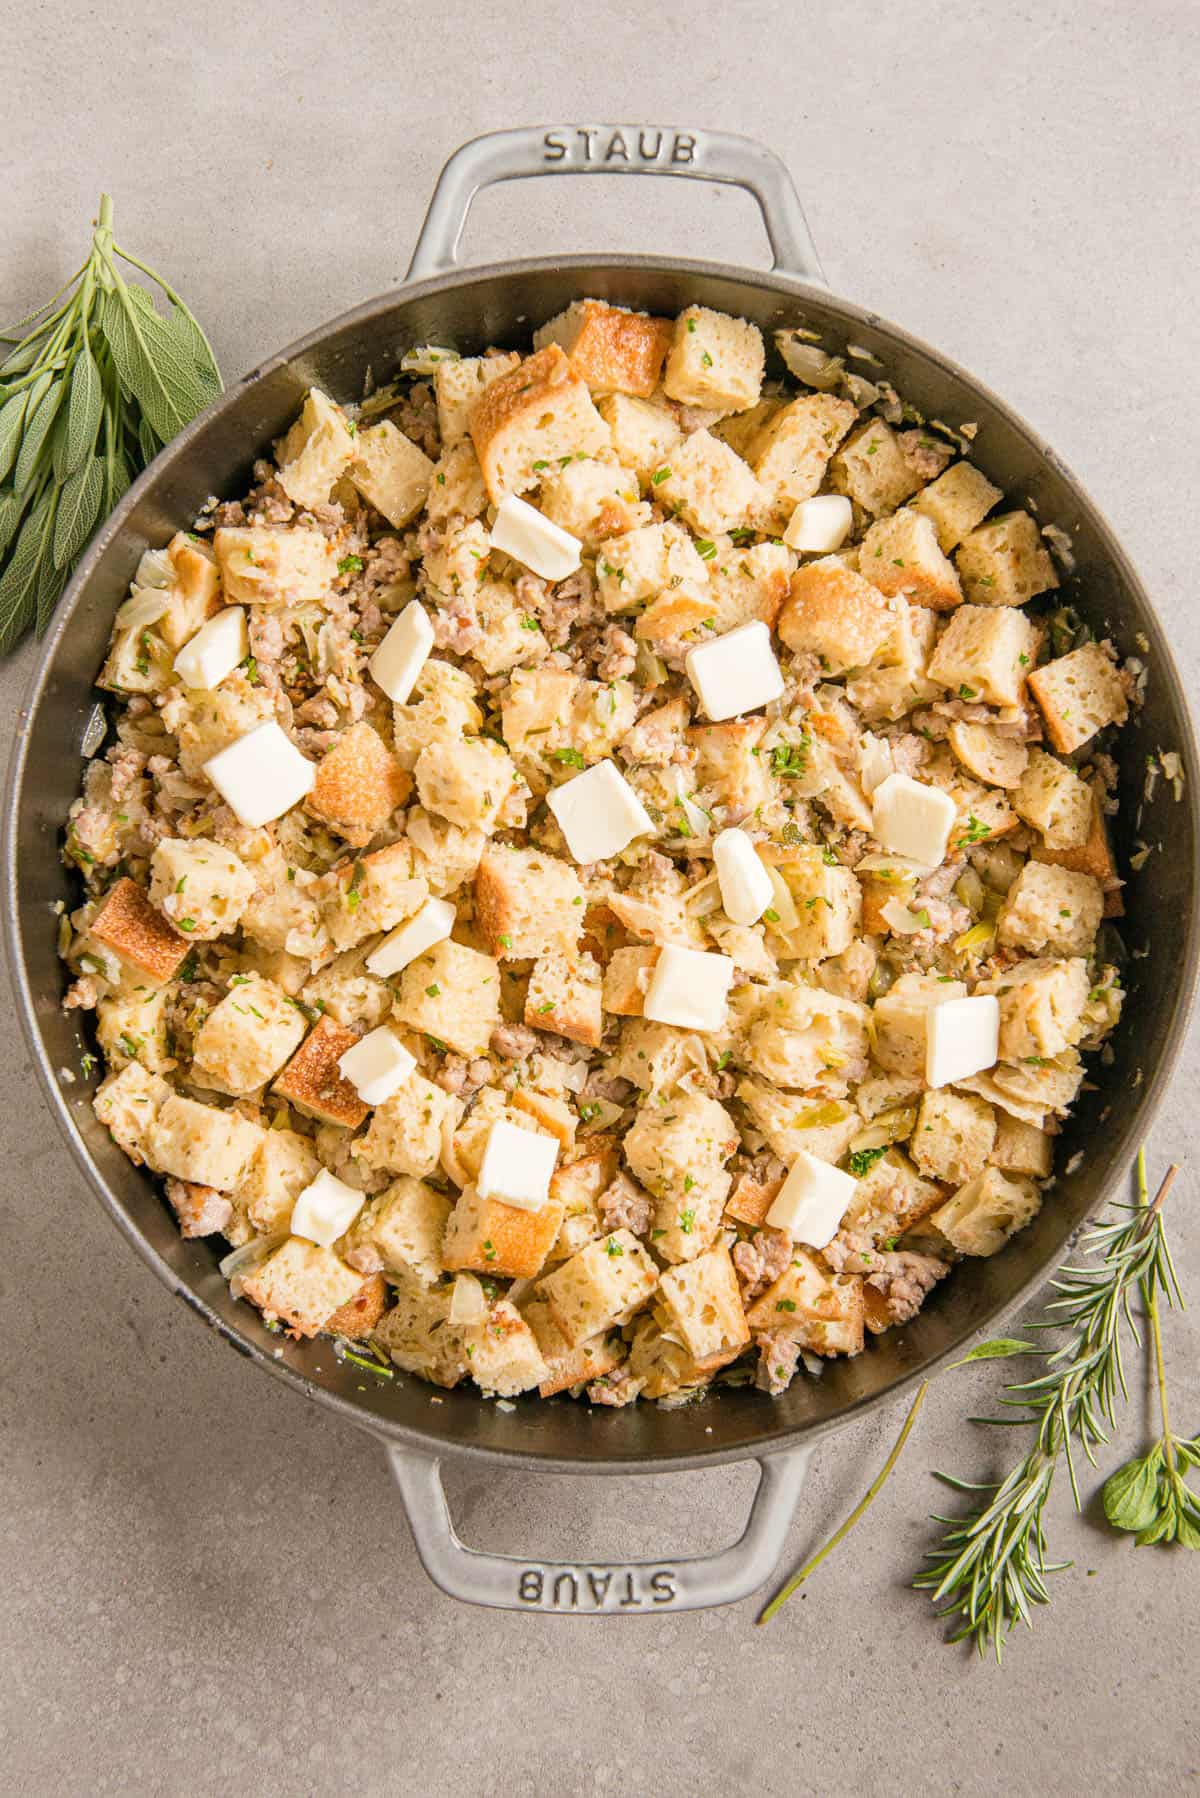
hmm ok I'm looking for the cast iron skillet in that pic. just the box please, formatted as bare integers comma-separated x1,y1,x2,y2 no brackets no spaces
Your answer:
6,127,1198,1614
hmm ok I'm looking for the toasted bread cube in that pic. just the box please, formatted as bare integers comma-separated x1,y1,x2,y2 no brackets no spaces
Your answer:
98,620,174,694
318,840,428,952
846,603,941,723
981,957,1090,1062
859,508,963,611
425,437,489,524
273,1015,369,1127
191,973,306,1096
148,837,255,942
602,945,660,1017
414,736,519,834
467,578,550,677
624,1094,737,1263
748,393,857,521
390,658,482,769
931,1167,1041,1256
442,1184,564,1281
927,604,1038,708
956,510,1058,606
911,1089,996,1185
989,1113,1055,1179
89,877,191,984
307,722,410,848
434,351,522,445
525,951,603,1048
541,1229,660,1347
996,861,1103,956
947,720,1029,790
462,1298,549,1396
349,420,435,527
156,531,223,650
375,1283,468,1387
596,520,708,611
746,981,869,1089
830,421,921,515
94,1063,171,1167
688,717,772,814
1013,749,1093,850
735,1080,858,1167
744,1248,865,1356
912,460,1002,552
869,972,968,1078
239,1237,362,1338
1033,790,1120,902
324,1273,390,1339
345,1176,453,1284
234,1127,320,1236
475,841,584,959
702,541,794,634
534,299,673,398
635,587,714,642
663,306,764,412
778,558,901,674
352,1074,457,1178
536,451,650,547
724,1170,785,1228
523,1299,624,1398
406,811,487,898
164,1177,233,1239
96,983,173,1075
275,387,356,508
658,1242,750,1362
772,848,862,960
470,344,610,502
395,937,501,1057
148,1094,265,1190
653,430,762,537
213,525,335,606
421,516,491,607
606,1017,697,1091
1027,641,1129,755
835,1149,943,1247
172,673,276,777
618,694,689,772
596,392,683,489
511,1085,578,1151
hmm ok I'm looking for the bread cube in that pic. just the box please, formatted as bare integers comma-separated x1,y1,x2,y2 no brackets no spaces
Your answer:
351,1074,457,1178
235,1127,320,1236
747,981,869,1089
624,1094,737,1262
158,532,222,651
778,558,900,675
912,460,1001,552
307,722,410,848
238,1238,363,1338
273,1014,369,1127
956,511,1058,606
845,603,941,723
534,299,673,398
657,1242,750,1362
536,452,650,548
349,420,435,527
464,579,550,677
869,969,966,1078
1032,790,1121,905
97,983,173,1075
148,837,255,942
981,957,1090,1062
406,810,487,898
540,1229,660,1347
275,387,356,508
94,1063,171,1167
148,1094,265,1190
735,1080,858,1166
98,621,174,695
1027,641,1129,755
172,674,276,777
724,1169,785,1228
702,541,794,634
744,1248,865,1357
191,973,306,1096
616,693,689,769
947,720,1029,790
523,1299,624,1398
596,519,708,612
414,736,519,834
927,604,1038,708
511,1085,578,1151
602,945,659,1017
653,430,762,537
421,517,491,607
772,848,862,960
425,437,489,524
470,344,610,502
830,421,921,515
442,1184,564,1281
323,1273,390,1340
911,1089,996,1184
931,1167,1041,1256
318,840,428,952
89,877,191,984
989,1113,1055,1179
688,717,772,814
461,1299,549,1397
395,938,501,1057
835,1149,943,1247
859,508,963,611
1013,749,1093,850
662,306,764,412
475,841,584,959
435,350,522,445
996,861,1103,956
596,392,683,489
213,525,335,606
345,1176,452,1284
391,658,482,769
525,951,603,1048
748,393,857,521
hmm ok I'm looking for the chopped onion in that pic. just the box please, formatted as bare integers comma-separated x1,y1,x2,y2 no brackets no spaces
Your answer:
134,547,174,589
765,865,799,934
115,587,170,632
775,334,844,390
400,344,460,374
219,1236,280,1296
449,1273,487,1326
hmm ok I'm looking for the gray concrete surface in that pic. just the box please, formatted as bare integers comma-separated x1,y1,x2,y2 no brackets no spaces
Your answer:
2,2,1198,1792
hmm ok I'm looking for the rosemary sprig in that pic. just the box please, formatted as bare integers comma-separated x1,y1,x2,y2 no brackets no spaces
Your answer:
0,194,221,653
914,1164,1179,1661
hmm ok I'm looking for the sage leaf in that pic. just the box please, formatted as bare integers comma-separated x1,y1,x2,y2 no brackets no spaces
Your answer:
13,375,65,494
946,1337,1036,1371
53,455,103,569
0,390,29,483
0,488,55,652
165,303,222,402
137,413,159,466
101,283,208,442
61,346,104,477
103,448,132,513
0,487,26,555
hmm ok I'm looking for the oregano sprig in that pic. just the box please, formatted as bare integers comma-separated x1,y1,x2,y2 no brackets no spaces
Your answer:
0,194,221,653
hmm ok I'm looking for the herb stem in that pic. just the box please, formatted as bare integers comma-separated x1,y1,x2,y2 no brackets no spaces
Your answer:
1136,1148,1178,1475
757,1380,929,1625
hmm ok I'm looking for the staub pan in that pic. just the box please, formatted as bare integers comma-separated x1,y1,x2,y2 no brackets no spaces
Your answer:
7,127,1198,1614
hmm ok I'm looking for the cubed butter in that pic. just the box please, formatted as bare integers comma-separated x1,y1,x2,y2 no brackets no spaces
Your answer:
547,759,652,863
477,1116,560,1212
643,942,735,1033
173,606,248,690
685,620,784,722
926,994,1000,1089
364,896,456,978
369,600,434,704
783,494,853,554
713,827,773,925
490,494,582,581
766,1150,857,1250
290,1168,366,1247
203,721,316,828
337,1026,417,1106
871,772,956,869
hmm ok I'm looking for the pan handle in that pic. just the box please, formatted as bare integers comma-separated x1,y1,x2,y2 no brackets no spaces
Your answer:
406,125,826,286
386,1443,811,1614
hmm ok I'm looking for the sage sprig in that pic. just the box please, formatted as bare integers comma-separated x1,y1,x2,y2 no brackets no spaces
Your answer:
0,194,221,653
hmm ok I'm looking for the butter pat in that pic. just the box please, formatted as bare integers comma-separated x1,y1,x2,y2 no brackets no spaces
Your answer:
643,942,735,1033
290,1169,366,1247
713,827,773,925
685,620,784,722
364,896,456,978
477,1117,560,1212
784,494,853,554
337,1026,417,1106
173,606,248,690
490,494,582,581
766,1150,857,1250
547,759,652,863
369,600,434,703
203,721,315,828
871,772,956,868
926,994,1000,1089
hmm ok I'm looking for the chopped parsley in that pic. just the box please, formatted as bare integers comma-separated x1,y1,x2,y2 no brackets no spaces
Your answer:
338,554,364,575
552,746,586,769
651,465,672,486
958,684,977,700
177,917,196,932
694,539,717,560
848,1146,887,1178
678,1208,696,1235
604,1236,624,1257
425,983,441,997
960,813,992,844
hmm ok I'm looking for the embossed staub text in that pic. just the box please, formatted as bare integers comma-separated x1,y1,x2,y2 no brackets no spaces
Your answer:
517,1565,679,1610
542,129,697,167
